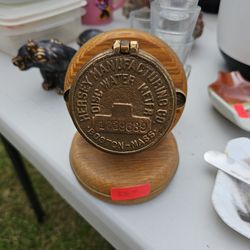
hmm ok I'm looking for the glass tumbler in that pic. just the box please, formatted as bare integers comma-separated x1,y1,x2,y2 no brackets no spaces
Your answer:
130,8,151,33
158,0,199,8
151,1,201,43
168,38,194,64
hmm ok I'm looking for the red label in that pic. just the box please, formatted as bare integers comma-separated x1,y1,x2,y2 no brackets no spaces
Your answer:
233,104,250,118
111,183,151,201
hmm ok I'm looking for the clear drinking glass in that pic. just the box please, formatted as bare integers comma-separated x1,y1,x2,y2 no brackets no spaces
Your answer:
130,8,151,33
168,38,194,64
151,1,200,43
130,3,195,77
184,64,191,79
158,0,199,8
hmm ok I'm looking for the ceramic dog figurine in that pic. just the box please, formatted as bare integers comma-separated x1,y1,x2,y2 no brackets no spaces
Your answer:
12,39,76,94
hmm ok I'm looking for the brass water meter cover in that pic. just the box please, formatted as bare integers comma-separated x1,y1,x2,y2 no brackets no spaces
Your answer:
64,29,187,154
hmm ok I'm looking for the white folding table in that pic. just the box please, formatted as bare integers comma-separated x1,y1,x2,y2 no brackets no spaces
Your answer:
0,12,249,250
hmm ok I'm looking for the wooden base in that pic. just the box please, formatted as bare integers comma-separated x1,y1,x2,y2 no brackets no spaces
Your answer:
70,132,179,204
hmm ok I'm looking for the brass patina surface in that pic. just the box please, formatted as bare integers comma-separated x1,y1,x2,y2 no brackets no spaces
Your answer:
67,40,183,154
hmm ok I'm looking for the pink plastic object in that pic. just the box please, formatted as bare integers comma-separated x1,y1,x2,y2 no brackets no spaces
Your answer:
82,0,125,25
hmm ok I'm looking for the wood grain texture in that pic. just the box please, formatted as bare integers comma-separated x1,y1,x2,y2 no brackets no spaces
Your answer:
70,132,179,204
64,29,187,127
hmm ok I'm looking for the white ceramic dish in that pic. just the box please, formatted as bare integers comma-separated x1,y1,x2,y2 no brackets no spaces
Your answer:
208,88,250,131
211,137,250,239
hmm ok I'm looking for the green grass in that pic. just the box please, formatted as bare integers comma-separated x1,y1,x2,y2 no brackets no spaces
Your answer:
0,141,115,250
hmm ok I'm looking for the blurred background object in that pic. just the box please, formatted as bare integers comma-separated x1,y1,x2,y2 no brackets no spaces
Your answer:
77,29,103,47
158,0,199,8
129,0,203,76
209,71,250,105
123,0,150,18
0,0,37,3
0,0,87,56
193,12,203,39
198,0,220,14
150,1,200,44
130,7,150,32
82,0,125,25
151,0,200,73
208,71,250,131
217,0,250,80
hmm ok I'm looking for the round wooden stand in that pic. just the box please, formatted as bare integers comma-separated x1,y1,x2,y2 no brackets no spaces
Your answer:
70,132,179,204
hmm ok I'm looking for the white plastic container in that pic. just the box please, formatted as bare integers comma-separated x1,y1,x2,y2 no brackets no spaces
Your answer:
0,0,36,4
0,0,87,55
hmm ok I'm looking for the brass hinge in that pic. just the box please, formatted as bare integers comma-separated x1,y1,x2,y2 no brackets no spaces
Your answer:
112,40,139,54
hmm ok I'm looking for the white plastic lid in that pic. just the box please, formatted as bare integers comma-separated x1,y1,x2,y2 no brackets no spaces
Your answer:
0,0,87,26
0,7,86,35
0,0,37,4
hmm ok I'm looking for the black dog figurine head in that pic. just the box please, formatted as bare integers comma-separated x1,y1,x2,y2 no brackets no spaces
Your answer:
12,39,76,95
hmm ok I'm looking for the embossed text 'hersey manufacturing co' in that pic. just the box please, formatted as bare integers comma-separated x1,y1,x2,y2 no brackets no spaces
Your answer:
67,40,186,154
